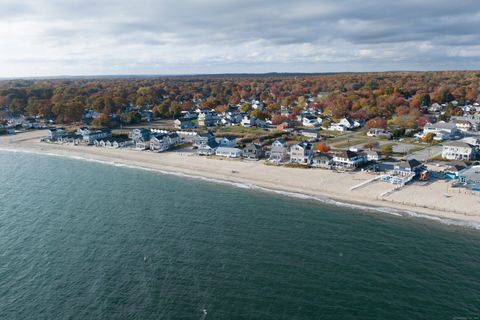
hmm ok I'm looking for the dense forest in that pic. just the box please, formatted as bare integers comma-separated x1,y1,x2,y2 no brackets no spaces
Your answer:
1,71,479,128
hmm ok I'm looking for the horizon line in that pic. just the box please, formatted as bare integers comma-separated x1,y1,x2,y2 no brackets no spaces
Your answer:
1,69,480,81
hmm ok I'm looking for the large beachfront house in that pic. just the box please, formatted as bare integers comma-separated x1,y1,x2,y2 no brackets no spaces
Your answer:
131,128,151,142
197,140,218,155
268,139,289,163
422,122,461,140
393,159,424,176
47,128,65,141
242,143,265,160
82,128,112,145
289,142,314,164
333,150,367,169
442,141,477,161
311,153,333,169
215,147,242,158
192,132,216,149
149,134,171,152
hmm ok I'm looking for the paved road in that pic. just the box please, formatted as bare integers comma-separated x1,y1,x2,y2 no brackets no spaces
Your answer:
404,145,442,161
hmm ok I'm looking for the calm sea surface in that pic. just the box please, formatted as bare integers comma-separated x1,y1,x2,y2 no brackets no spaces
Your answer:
1,151,480,319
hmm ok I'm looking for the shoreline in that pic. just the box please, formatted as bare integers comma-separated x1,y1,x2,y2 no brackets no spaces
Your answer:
2,130,480,230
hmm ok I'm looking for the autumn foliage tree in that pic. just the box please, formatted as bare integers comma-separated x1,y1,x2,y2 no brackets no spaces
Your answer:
315,142,331,153
366,117,387,129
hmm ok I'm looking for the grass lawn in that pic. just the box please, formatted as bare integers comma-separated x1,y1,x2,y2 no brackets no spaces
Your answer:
217,126,273,136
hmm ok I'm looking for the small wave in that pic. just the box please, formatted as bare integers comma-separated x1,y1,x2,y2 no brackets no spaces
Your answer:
1,147,479,230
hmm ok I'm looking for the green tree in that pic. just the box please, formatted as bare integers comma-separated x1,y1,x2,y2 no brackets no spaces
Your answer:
380,144,393,157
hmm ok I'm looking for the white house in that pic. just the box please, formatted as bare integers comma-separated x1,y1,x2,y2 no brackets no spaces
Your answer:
289,142,314,164
82,128,112,145
339,117,356,129
329,123,348,132
76,127,91,136
215,147,242,158
333,150,367,168
149,134,171,152
442,141,477,161
367,128,392,139
47,128,65,141
268,139,290,163
174,118,197,129
302,115,319,127
241,116,256,127
422,122,461,141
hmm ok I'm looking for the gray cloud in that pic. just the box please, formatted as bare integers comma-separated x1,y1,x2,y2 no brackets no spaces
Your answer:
0,0,479,76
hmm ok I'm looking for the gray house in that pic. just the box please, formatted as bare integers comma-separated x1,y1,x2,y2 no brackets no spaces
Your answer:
197,140,219,155
47,128,65,141
82,128,112,145
393,159,424,176
311,153,333,169
242,143,265,160
174,118,197,129
193,132,216,148
131,128,151,142
289,142,314,164
150,134,170,152
268,139,289,163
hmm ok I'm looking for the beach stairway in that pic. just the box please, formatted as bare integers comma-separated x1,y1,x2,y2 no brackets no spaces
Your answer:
350,176,381,191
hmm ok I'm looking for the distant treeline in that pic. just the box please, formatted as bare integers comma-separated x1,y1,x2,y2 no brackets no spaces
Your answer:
0,71,479,128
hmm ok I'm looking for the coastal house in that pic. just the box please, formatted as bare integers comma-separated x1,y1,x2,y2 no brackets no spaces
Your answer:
193,132,216,149
444,161,468,179
333,150,367,169
241,115,256,127
134,137,150,150
311,153,333,169
82,128,112,145
197,140,218,156
422,122,461,141
339,117,356,129
22,118,40,129
451,115,480,131
442,141,477,161
393,159,424,177
453,120,473,132
174,117,197,129
329,123,348,132
131,128,151,142
367,128,392,139
198,112,216,127
150,134,171,152
302,115,319,127
363,150,381,161
76,127,91,136
458,165,480,188
167,132,181,145
242,143,265,160
218,136,237,148
289,142,314,164
215,147,242,158
47,128,65,141
268,139,289,163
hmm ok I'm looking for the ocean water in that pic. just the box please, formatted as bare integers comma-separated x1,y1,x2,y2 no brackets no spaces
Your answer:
1,151,480,320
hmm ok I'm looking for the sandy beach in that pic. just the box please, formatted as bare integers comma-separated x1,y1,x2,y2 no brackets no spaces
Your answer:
2,130,480,227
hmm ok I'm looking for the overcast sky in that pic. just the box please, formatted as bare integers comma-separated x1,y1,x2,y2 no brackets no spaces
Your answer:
1,0,480,77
